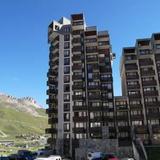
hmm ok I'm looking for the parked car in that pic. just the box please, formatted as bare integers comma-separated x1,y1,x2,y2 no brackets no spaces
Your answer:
87,152,102,160
120,158,135,160
34,155,61,160
101,153,119,160
0,157,9,160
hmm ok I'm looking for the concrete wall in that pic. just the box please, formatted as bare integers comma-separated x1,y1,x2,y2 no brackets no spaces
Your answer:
75,139,133,160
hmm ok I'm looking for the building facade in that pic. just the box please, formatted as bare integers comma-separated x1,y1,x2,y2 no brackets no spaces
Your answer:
46,13,115,156
120,33,160,144
114,96,131,146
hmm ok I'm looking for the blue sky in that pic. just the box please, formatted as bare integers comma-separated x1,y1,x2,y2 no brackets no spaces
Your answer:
0,0,160,107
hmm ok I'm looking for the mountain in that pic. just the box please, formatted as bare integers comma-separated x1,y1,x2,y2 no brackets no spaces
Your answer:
0,93,48,140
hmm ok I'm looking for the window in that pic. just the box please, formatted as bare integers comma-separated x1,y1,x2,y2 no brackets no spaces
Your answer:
143,87,155,92
64,58,70,65
64,84,70,92
64,42,70,49
118,121,128,126
131,110,142,115
64,123,70,131
75,133,86,139
89,102,100,107
87,64,92,71
64,34,70,41
156,44,160,49
129,100,141,105
64,133,70,139
88,73,93,79
85,38,97,43
75,101,83,106
64,113,70,121
64,66,70,74
103,102,108,107
64,50,70,57
74,91,83,95
75,123,86,128
108,93,112,99
98,41,109,46
64,75,70,83
108,102,113,108
88,82,99,86
90,122,101,127
148,119,159,125
64,94,70,101
139,49,150,55
64,103,70,111
145,97,157,102
132,120,142,126
119,132,128,138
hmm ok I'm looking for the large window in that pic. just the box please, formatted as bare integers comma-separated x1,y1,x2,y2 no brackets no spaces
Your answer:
64,84,70,92
64,42,70,49
64,123,70,131
64,66,70,74
64,113,70,121
64,58,70,65
64,75,70,83
64,94,70,101
64,34,70,41
64,50,70,57
64,103,70,111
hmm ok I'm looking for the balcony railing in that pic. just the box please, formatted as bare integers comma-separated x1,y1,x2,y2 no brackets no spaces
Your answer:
73,105,87,111
100,77,112,82
46,108,58,114
46,89,58,95
141,70,155,76
72,55,83,61
73,128,86,133
72,74,83,80
90,117,102,122
142,80,157,86
88,94,101,100
117,115,129,120
152,125,160,134
139,60,153,66
129,104,143,109
147,112,160,119
47,69,58,77
45,128,57,134
72,64,82,71
127,84,140,90
90,127,102,133
48,117,58,124
46,98,57,104
143,90,158,97
86,57,98,63
47,80,58,86
130,115,144,120
145,101,160,108
126,75,139,80
73,116,87,122
72,84,84,90
128,94,141,99
87,85,100,90
118,126,130,132
134,126,149,134
47,137,56,144
72,95,84,100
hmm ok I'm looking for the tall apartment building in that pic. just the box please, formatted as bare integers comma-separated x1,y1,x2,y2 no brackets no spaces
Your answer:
46,13,115,156
120,33,160,145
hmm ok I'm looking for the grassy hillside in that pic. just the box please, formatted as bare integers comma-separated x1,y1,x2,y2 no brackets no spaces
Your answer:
0,96,48,140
